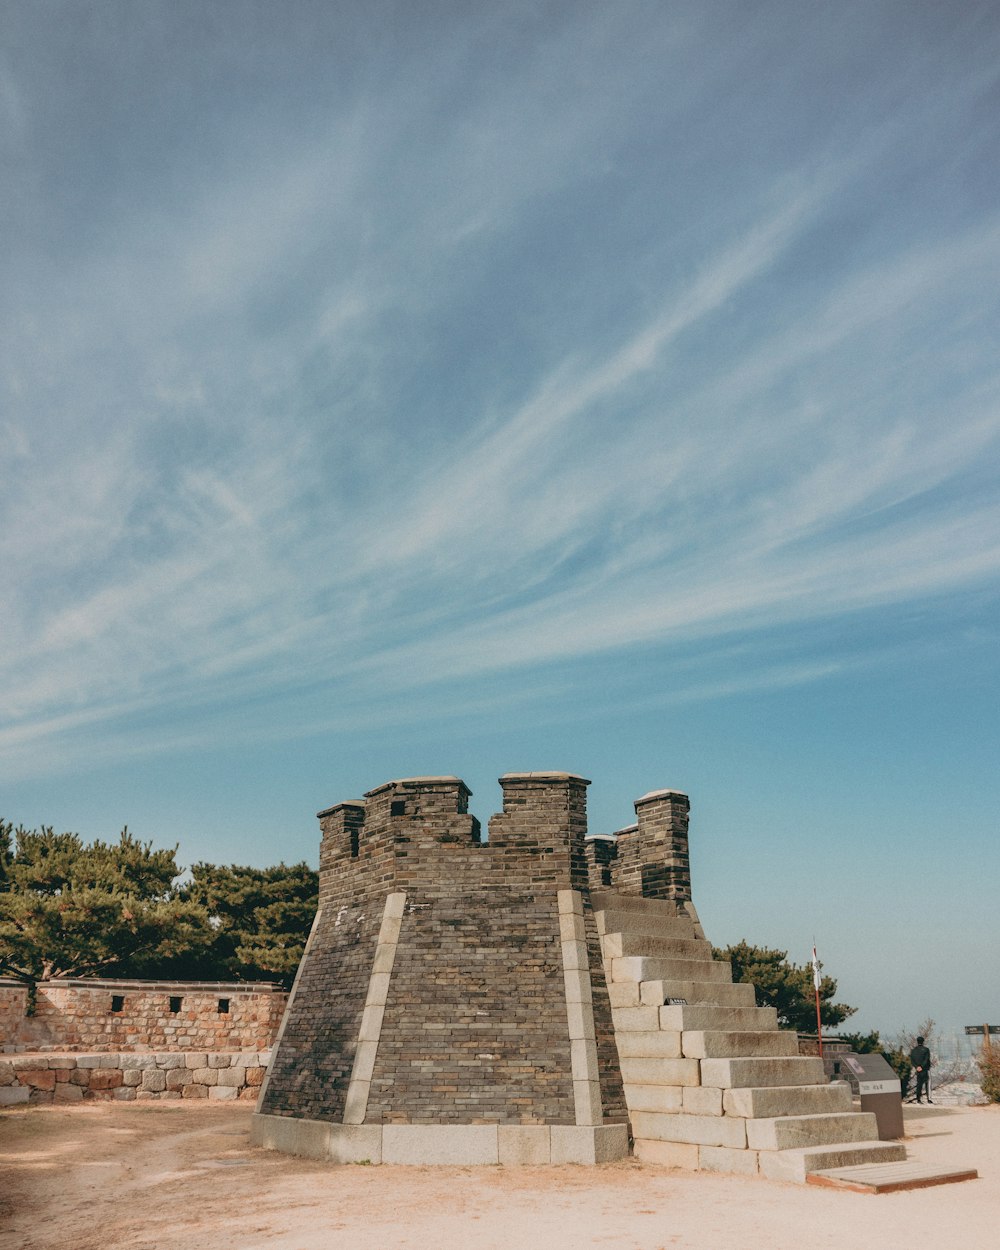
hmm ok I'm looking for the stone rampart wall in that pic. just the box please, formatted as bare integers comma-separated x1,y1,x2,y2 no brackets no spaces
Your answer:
0,1050,269,1105
0,979,286,1053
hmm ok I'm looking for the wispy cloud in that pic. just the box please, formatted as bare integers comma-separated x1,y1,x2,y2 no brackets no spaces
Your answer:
2,2,1000,783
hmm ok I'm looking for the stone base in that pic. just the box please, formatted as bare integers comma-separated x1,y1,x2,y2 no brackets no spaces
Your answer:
251,1114,629,1166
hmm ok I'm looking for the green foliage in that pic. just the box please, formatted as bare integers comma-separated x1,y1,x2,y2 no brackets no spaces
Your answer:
977,1046,1000,1103
0,822,212,986
839,1028,912,1097
176,861,318,987
713,940,857,1032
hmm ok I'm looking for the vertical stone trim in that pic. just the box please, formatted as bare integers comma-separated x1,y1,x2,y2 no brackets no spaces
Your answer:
343,892,407,1125
255,905,324,1111
557,889,603,1127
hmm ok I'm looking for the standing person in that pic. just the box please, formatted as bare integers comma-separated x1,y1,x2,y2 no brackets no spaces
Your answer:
910,1035,933,1103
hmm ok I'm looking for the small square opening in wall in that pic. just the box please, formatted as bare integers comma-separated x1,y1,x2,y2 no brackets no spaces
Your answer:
217,997,230,1014
110,994,125,1013
169,996,183,1013
390,800,406,817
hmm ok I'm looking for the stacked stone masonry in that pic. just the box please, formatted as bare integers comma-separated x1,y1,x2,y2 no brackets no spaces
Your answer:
0,979,286,1053
0,1051,269,1105
254,769,911,1178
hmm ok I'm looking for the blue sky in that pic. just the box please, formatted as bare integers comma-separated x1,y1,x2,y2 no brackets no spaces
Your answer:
2,1,999,1040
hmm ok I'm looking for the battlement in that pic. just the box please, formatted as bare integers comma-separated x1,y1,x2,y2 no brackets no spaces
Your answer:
316,772,690,907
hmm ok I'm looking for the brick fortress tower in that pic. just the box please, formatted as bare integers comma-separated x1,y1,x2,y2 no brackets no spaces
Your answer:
254,772,903,1177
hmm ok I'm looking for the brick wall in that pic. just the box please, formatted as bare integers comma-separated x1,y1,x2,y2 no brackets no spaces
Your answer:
0,979,286,1053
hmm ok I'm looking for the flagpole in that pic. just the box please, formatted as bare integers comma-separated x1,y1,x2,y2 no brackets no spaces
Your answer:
812,944,824,1060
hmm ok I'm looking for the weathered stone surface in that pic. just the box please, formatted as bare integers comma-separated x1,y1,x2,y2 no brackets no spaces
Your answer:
141,1069,167,1092
631,1111,747,1149
192,1067,218,1086
89,1069,124,1090
165,1067,192,1089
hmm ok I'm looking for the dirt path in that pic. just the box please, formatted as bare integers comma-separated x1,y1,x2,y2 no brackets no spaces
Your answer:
2,1102,998,1250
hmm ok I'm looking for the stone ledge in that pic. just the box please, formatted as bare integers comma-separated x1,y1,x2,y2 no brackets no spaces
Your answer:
251,1116,629,1166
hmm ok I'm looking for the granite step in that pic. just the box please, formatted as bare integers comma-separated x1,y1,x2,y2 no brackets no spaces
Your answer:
682,1030,800,1059
595,911,699,941
659,1004,778,1032
747,1111,879,1151
640,979,757,1009
700,1056,827,1089
722,1082,854,1119
759,1139,906,1183
611,956,733,985
602,933,714,961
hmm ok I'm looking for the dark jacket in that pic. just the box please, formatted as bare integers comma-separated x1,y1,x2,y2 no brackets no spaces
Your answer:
910,1044,931,1071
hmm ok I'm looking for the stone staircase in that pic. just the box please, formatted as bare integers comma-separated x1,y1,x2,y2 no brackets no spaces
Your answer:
593,891,906,1181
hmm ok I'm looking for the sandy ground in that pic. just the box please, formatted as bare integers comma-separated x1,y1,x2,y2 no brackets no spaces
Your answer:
1,1101,997,1250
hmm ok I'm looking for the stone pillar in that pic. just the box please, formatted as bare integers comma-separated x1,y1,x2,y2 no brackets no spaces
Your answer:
489,772,590,891
616,790,691,901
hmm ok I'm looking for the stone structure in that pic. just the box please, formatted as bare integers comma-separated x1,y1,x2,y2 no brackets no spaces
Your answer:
0,1050,268,1105
0,979,286,1053
253,771,906,1176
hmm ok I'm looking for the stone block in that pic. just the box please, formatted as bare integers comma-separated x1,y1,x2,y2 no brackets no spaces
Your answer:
557,888,583,917
757,1140,905,1184
625,1084,683,1114
607,982,640,1008
358,1004,385,1043
632,1139,699,1169
90,1068,124,1091
572,1079,603,1127
165,1067,193,1089
565,998,596,1042
0,1086,29,1106
120,1055,155,1070
47,1057,77,1070
366,973,391,1007
562,968,593,1006
558,911,585,944
550,1124,628,1165
192,1068,218,1086
70,1069,90,1087
699,1145,759,1176
350,1041,378,1085
722,1083,853,1119
209,1085,239,1101
629,1111,747,1149
699,1057,825,1089
382,1125,499,1165
99,1055,120,1068
184,1053,209,1069
182,1083,208,1099
74,1055,104,1069
560,940,587,972
53,1082,84,1103
141,1069,167,1092
570,1039,598,1085
681,1030,799,1059
244,1066,265,1086
498,1126,551,1165
611,1006,660,1031
342,1080,369,1125
682,1086,723,1116
114,1087,137,1101
0,1062,14,1086
122,1069,143,1087
660,1004,778,1032
746,1112,879,1152
19,1069,56,1091
158,1054,187,1069
207,1054,232,1069
615,1031,682,1059
370,943,398,975
216,1067,244,1088
619,1057,700,1087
